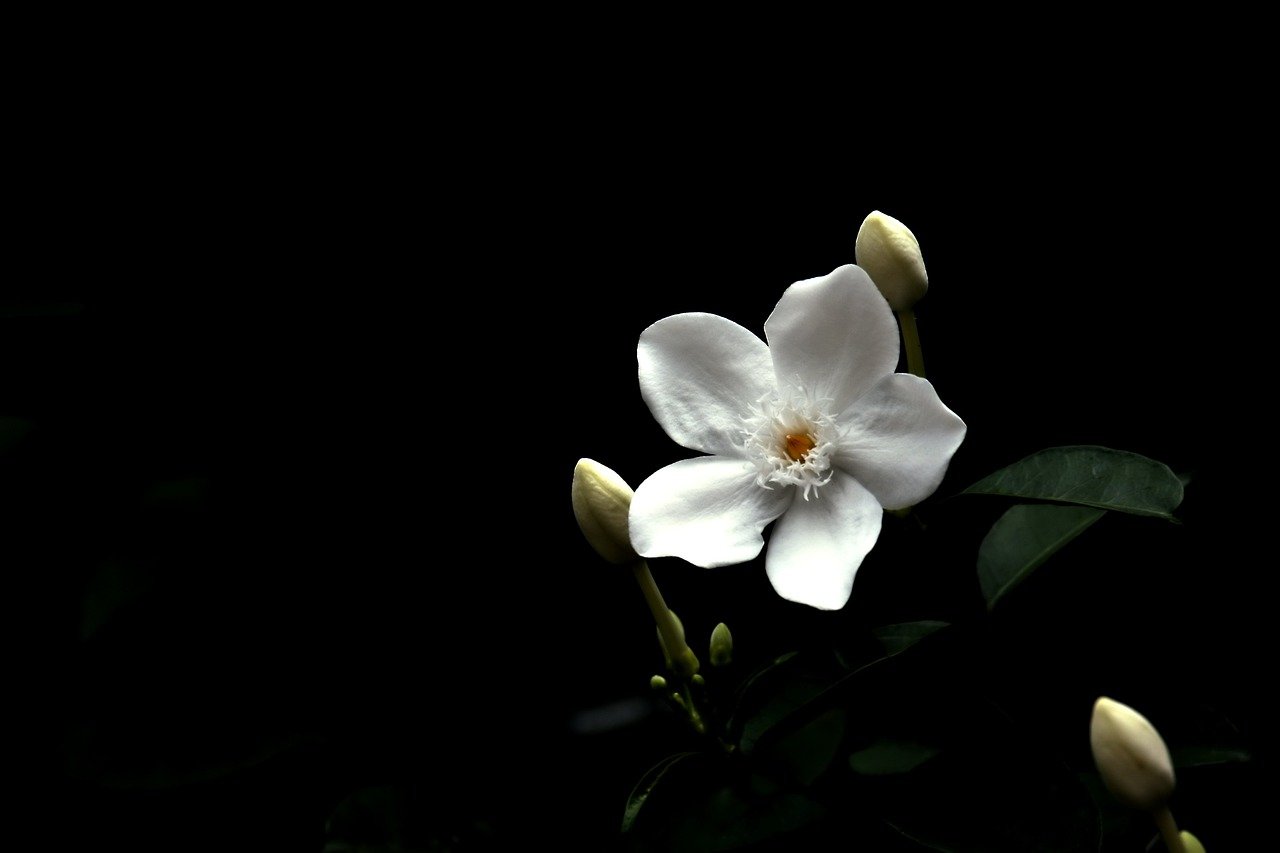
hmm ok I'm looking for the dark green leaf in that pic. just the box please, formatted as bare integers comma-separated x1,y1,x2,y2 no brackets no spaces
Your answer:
622,754,825,851
880,741,1101,852
963,446,1184,519
738,628,949,754
768,709,846,785
872,621,951,657
849,738,940,776
726,652,800,743
978,504,1105,610
80,559,155,640
0,416,35,455
1171,745,1252,768
739,673,831,755
622,752,699,832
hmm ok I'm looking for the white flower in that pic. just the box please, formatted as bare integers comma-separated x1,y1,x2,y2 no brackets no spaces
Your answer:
628,265,966,610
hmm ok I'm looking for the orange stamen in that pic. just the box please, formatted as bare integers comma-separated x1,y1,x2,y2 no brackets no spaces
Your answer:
783,433,816,462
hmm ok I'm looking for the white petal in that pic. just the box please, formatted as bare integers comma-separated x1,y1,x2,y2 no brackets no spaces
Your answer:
763,265,899,415
765,471,882,610
630,457,793,568
638,313,774,456
833,374,966,510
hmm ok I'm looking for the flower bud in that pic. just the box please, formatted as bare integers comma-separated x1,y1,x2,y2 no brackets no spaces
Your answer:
855,210,929,311
649,675,667,691
1089,697,1176,811
709,622,734,667
656,609,700,677
1180,831,1205,853
571,458,638,564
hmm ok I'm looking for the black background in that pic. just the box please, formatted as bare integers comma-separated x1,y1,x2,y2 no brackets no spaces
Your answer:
8,60,1270,850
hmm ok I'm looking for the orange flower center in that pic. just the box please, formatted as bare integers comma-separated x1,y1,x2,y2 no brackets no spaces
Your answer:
783,433,816,462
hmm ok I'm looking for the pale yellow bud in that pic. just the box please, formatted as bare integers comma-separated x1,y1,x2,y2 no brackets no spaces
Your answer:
855,210,929,311
571,458,638,564
710,622,734,667
1090,697,1176,810
649,675,667,691
1180,831,1205,853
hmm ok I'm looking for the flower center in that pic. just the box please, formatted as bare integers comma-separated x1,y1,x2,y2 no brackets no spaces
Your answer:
783,433,816,462
741,389,838,499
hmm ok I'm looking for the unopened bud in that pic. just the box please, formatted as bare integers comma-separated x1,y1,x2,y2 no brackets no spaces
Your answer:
1180,831,1205,853
649,675,667,691
855,210,929,311
655,609,699,677
1090,697,1176,811
710,622,734,667
571,458,638,564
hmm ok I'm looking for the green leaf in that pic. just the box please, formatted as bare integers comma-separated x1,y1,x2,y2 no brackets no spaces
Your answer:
622,752,699,833
0,416,35,455
880,740,1101,852
963,446,1184,519
726,652,801,743
738,673,831,755
621,754,825,851
80,559,156,640
978,504,1105,610
872,621,951,657
737,628,949,755
849,738,940,776
768,710,846,785
1171,745,1252,767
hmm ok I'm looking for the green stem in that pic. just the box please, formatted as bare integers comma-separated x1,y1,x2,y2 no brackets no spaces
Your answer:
1153,806,1186,853
631,559,698,678
898,309,925,378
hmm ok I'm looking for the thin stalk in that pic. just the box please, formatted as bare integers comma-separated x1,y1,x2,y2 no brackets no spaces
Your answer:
1153,806,1186,853
631,559,697,678
898,309,926,378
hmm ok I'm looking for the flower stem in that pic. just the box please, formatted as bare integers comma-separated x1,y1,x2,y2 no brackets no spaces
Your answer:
631,559,698,678
898,309,926,379
1153,806,1186,853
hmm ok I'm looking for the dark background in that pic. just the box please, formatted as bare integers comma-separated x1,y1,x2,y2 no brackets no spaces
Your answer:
9,64,1269,849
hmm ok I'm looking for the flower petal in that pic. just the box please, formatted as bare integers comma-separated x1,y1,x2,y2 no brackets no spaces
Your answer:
833,374,966,510
763,265,900,415
765,471,882,610
638,312,774,456
630,456,794,568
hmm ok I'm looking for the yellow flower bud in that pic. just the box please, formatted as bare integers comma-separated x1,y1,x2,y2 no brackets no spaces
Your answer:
571,458,638,564
855,210,929,311
1180,831,1205,853
649,675,667,691
1089,697,1176,811
710,622,733,667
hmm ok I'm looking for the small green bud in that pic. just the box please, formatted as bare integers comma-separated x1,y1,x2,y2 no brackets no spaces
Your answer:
650,675,667,691
674,647,701,679
1181,831,1205,853
855,210,929,312
1089,697,1175,811
691,674,706,687
709,622,734,667
571,458,638,564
